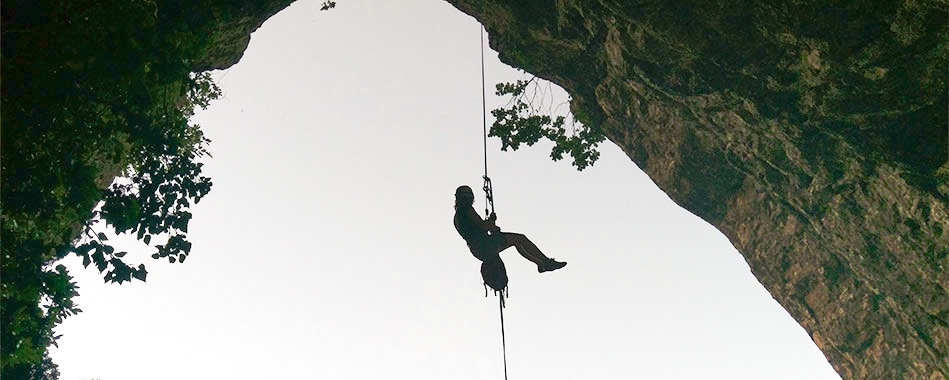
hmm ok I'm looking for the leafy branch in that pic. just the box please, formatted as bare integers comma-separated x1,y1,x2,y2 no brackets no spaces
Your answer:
69,73,218,285
490,75,604,170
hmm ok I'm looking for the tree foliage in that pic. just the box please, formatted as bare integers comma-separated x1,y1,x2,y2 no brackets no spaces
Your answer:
490,75,604,170
1,1,225,377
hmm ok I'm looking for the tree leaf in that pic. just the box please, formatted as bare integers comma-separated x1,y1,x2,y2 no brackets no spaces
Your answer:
132,267,148,282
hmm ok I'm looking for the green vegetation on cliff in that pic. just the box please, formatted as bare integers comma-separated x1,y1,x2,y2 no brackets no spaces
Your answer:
0,1,238,376
491,76,605,170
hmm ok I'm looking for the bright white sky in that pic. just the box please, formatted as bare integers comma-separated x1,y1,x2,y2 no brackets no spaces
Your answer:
50,1,841,379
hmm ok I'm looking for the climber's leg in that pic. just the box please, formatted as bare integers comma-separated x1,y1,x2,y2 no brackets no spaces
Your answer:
496,232,566,272
498,232,548,264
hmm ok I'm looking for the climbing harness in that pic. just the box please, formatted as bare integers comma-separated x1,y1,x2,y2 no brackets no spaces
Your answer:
479,24,509,380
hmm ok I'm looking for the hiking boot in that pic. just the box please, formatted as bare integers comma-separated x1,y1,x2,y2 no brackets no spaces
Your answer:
538,258,567,273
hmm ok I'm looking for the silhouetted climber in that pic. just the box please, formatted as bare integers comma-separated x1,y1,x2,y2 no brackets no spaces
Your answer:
453,185,566,286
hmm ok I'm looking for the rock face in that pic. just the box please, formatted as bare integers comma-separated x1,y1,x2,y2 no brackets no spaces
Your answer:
191,0,294,72
439,1,947,378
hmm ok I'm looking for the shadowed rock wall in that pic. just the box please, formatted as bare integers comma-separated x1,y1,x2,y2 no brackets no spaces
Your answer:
437,1,947,379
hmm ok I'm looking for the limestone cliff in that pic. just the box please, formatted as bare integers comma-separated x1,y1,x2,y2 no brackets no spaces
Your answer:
439,1,948,378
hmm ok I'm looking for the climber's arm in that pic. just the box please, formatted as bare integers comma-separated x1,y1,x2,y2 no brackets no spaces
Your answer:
466,207,499,233
483,211,500,233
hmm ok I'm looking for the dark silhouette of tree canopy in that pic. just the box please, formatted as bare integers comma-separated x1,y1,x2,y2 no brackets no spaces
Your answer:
1,1,230,377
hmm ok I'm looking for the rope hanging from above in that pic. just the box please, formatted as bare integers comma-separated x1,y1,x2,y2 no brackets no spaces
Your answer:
480,24,495,219
498,294,509,380
480,24,508,380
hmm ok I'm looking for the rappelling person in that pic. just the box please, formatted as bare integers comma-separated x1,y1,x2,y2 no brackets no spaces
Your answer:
453,185,566,276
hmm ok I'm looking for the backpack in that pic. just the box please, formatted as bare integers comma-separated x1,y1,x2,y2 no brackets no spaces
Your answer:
480,258,508,296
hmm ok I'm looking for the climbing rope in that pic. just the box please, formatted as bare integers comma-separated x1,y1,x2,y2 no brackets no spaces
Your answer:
499,295,509,380
480,25,495,218
481,24,507,380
